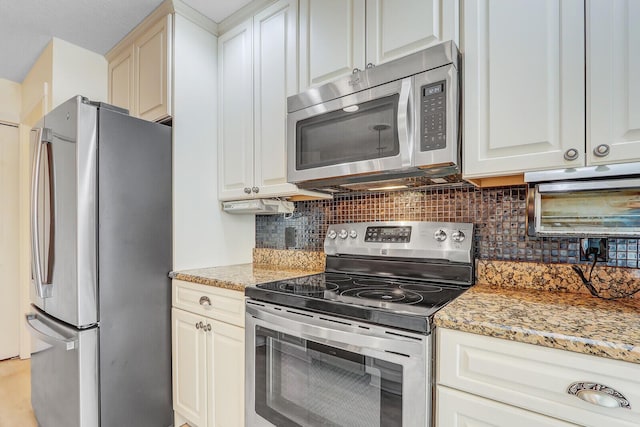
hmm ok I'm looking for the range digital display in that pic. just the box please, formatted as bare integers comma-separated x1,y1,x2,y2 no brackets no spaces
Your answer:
364,226,411,243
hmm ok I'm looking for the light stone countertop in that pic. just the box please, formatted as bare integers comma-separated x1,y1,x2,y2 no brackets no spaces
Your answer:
169,263,322,293
171,257,640,365
434,283,640,364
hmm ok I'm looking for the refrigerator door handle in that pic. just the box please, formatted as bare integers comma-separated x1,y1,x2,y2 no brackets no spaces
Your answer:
44,133,55,285
30,128,52,298
25,313,77,351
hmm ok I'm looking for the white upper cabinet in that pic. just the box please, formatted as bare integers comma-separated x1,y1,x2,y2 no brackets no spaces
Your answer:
218,0,329,201
253,0,302,195
135,15,172,122
365,0,459,66
587,0,640,165
462,0,585,179
218,20,254,201
299,0,366,89
108,46,134,114
107,14,172,122
299,0,458,90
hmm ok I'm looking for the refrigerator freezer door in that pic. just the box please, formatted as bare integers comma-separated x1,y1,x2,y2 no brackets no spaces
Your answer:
30,97,98,327
26,306,98,427
96,106,174,427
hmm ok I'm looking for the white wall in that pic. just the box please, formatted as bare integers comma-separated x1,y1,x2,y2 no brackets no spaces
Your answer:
0,123,21,359
51,37,108,106
0,79,21,123
172,14,254,270
0,78,21,359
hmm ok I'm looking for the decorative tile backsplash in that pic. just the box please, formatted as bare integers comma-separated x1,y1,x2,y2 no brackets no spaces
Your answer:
255,184,640,268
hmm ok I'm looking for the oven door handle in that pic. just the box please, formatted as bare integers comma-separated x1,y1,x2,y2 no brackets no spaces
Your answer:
247,302,426,357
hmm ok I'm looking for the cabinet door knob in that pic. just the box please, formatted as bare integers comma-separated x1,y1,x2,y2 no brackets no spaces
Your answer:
593,144,610,157
564,148,579,161
252,186,259,193
567,382,631,409
366,62,375,69
352,68,361,74
206,324,212,332
195,322,201,329
243,187,252,194
199,296,211,307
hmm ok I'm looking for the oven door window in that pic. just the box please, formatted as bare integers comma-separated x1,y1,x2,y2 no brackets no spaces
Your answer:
254,325,403,427
296,94,400,170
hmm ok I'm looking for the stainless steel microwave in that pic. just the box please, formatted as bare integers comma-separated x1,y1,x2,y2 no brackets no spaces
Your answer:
287,41,461,192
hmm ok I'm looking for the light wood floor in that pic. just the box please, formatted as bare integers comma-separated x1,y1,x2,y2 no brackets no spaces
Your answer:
0,358,37,427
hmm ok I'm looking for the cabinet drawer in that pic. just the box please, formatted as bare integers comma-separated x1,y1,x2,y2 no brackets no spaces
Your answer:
437,386,578,427
437,328,640,427
172,280,244,327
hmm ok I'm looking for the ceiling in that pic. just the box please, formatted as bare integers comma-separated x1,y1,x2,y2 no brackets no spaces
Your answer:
0,0,253,83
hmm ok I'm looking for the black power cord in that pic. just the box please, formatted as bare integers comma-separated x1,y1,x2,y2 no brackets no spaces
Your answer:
571,248,640,300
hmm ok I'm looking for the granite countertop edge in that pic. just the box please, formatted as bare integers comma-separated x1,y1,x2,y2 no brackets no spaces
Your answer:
169,263,322,293
434,284,640,365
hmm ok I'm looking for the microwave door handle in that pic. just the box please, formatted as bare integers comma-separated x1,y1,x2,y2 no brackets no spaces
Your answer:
397,78,413,165
30,128,51,298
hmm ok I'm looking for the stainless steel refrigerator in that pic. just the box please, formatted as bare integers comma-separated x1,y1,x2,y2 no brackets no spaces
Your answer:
26,96,173,427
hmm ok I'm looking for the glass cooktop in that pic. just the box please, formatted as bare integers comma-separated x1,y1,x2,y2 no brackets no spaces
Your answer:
246,272,471,334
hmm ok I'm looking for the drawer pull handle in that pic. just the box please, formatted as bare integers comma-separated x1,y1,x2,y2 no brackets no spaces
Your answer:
567,382,631,409
199,296,211,307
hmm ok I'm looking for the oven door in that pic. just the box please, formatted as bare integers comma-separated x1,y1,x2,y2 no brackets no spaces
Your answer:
286,77,413,185
245,300,430,427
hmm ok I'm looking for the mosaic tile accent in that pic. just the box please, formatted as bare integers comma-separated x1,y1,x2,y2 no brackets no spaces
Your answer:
255,184,640,269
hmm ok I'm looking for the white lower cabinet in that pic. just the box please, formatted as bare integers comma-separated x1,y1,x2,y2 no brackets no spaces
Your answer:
172,280,245,427
436,328,640,427
437,386,578,426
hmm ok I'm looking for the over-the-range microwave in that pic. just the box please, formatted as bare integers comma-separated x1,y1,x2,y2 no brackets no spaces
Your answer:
286,41,461,193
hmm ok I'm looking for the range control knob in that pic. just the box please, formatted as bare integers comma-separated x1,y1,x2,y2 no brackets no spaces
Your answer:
349,229,358,239
338,229,348,239
327,230,337,240
452,230,466,243
434,229,447,242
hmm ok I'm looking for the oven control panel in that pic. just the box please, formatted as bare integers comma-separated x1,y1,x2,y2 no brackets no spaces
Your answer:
364,226,412,243
324,221,474,264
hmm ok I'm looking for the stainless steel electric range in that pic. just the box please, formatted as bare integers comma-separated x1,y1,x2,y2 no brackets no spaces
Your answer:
245,221,474,427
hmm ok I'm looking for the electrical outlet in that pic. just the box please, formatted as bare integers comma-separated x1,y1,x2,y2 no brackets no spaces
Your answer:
579,238,607,262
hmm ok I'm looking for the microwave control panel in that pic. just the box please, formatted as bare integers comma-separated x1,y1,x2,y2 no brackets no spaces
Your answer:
420,81,446,152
